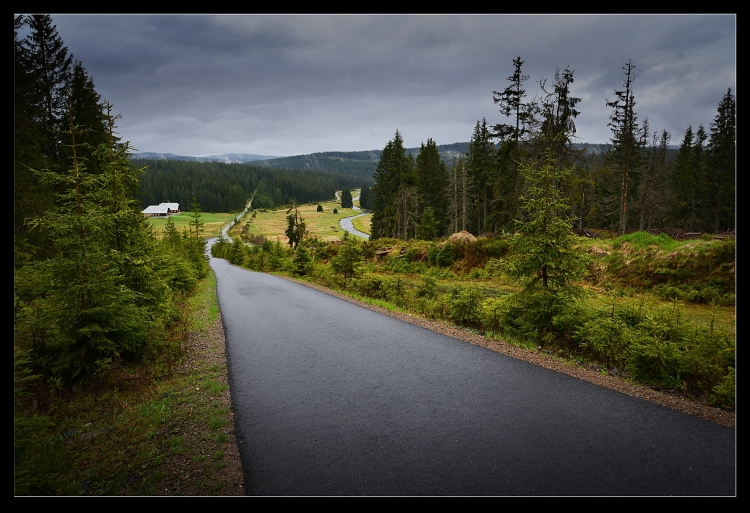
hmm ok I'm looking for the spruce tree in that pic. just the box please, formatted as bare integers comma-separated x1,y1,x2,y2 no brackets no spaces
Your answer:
19,114,157,380
606,60,644,235
415,138,449,236
285,201,306,250
359,184,372,210
509,141,584,292
14,15,52,257
537,66,581,169
467,120,494,235
637,128,672,231
341,188,353,209
23,15,73,165
371,131,413,240
492,57,536,232
707,88,735,233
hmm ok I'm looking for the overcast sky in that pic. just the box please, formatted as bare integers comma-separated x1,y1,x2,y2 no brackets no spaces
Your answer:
40,14,736,157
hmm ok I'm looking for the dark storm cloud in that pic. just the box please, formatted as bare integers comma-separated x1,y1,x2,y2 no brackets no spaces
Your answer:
47,14,734,156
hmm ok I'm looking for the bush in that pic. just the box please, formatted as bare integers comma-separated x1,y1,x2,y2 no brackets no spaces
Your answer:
447,286,483,326
292,246,312,276
710,367,735,410
435,244,455,267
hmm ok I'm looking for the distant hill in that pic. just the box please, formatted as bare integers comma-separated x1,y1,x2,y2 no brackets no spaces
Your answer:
237,143,473,179
133,143,668,180
131,152,281,163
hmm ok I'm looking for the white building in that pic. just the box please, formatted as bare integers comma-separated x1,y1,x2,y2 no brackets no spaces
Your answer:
142,204,169,217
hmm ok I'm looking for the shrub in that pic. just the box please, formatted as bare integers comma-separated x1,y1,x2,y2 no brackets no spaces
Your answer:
435,244,455,267
710,367,735,410
447,286,483,326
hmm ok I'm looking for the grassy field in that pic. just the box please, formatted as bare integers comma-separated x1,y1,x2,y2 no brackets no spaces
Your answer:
148,213,236,238
231,199,363,244
352,214,371,235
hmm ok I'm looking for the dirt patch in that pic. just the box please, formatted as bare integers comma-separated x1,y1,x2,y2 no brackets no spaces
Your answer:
153,316,246,496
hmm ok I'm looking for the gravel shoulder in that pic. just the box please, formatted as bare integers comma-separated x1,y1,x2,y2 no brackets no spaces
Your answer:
154,314,246,496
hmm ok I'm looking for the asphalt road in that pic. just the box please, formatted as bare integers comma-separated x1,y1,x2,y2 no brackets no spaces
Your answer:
210,250,735,496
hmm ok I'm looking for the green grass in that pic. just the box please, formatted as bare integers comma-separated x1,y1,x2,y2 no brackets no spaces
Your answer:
185,269,220,331
148,212,236,238
232,199,360,244
612,231,682,251
351,213,371,235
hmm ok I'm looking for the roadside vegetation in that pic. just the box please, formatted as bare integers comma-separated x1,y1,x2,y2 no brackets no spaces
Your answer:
15,267,243,495
214,209,735,412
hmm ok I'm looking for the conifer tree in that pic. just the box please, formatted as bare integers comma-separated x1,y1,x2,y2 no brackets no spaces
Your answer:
638,128,672,231
509,140,584,292
467,120,494,234
493,57,534,146
14,15,52,256
415,138,449,236
285,201,306,250
359,184,372,210
446,154,471,233
341,188,353,209
708,88,735,233
371,131,413,240
20,113,156,380
537,66,581,169
492,57,536,232
23,15,73,164
606,60,644,235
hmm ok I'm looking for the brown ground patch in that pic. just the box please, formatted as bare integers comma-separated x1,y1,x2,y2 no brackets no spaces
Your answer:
152,315,246,496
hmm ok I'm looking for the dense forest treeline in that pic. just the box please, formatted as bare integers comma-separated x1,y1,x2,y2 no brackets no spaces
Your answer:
244,143,476,177
137,159,367,212
369,58,735,240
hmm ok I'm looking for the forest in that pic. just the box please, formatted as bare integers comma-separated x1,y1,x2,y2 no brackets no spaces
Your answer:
13,15,220,494
137,159,366,213
368,59,735,240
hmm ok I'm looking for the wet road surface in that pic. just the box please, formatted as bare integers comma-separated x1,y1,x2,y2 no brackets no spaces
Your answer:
210,252,735,496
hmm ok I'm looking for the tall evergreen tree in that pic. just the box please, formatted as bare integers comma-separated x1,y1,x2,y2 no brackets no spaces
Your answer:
537,66,581,169
606,60,644,235
446,154,471,234
509,140,584,292
19,114,158,380
638,128,672,231
414,138,449,236
671,125,709,231
15,15,53,258
285,201,306,250
707,88,735,233
493,57,535,146
467,120,494,235
340,188,353,209
370,131,414,240
63,62,108,175
492,57,537,232
359,184,372,210
23,15,73,164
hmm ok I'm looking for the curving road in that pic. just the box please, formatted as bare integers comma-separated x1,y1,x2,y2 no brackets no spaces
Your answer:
209,243,735,496
336,192,370,240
